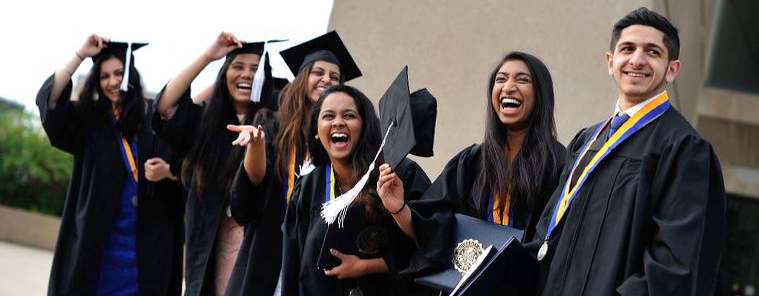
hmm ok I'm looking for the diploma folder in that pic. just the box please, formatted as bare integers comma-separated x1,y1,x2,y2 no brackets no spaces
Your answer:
414,214,538,295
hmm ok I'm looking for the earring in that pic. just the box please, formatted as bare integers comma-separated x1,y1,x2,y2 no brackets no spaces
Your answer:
93,92,99,101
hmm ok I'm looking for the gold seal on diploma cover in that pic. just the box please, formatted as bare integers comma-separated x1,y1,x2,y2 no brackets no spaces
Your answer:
452,239,484,274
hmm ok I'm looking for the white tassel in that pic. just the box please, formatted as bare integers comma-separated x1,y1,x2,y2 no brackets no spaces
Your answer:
250,46,267,103
321,121,394,227
299,159,315,177
119,42,132,92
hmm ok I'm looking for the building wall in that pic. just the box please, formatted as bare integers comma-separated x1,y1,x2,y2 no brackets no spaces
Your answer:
328,0,759,198
329,0,652,177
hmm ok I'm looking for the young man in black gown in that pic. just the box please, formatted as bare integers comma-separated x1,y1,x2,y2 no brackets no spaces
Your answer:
534,7,725,296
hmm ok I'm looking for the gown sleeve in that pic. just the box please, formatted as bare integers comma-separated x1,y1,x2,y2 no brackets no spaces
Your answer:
280,174,310,296
384,158,431,273
36,73,85,154
151,85,203,158
616,135,725,296
400,145,479,274
230,123,277,226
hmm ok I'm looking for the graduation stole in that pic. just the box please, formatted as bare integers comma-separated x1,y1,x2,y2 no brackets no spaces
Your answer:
110,104,139,184
324,162,338,203
283,145,313,205
488,190,513,226
545,91,670,241
283,146,298,205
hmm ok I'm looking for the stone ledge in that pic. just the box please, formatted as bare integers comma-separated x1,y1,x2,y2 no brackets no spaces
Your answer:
0,205,60,251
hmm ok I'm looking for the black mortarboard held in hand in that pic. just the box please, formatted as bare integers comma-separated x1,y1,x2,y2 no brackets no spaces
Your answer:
379,66,438,169
279,31,362,82
92,41,148,92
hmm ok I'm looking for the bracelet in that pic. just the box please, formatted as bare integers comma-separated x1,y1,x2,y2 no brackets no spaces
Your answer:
390,204,406,215
75,51,85,60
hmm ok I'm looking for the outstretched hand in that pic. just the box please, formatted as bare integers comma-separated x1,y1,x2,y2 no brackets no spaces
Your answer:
323,249,367,279
78,34,109,59
227,124,265,147
203,32,243,61
377,164,405,214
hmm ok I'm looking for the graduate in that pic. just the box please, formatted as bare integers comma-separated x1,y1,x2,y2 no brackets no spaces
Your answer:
153,32,275,296
36,34,185,295
225,31,361,295
279,85,432,296
533,7,726,296
377,53,565,291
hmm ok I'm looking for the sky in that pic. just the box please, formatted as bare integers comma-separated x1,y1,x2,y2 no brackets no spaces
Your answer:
0,0,335,113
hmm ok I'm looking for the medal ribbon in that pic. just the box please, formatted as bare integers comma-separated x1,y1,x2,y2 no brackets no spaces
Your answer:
324,162,337,203
487,190,513,226
283,145,297,205
546,91,670,240
111,104,138,184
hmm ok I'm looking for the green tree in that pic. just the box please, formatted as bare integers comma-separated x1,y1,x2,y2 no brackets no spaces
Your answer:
0,108,72,216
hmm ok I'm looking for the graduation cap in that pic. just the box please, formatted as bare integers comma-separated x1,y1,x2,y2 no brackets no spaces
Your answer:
279,31,362,82
225,42,265,58
414,214,537,295
379,66,437,169
92,41,148,92
91,41,147,63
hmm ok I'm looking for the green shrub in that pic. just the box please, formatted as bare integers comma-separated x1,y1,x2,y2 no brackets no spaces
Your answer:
0,109,72,216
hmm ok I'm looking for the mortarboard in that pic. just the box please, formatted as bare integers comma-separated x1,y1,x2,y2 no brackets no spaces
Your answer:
226,42,265,59
379,66,438,169
279,31,362,82
408,88,437,157
92,41,148,92
92,41,147,63
414,214,537,295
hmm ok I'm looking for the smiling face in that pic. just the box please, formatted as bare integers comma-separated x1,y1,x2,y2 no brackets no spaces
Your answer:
226,53,261,104
99,57,125,104
317,91,363,165
606,24,680,108
307,61,341,102
490,59,535,131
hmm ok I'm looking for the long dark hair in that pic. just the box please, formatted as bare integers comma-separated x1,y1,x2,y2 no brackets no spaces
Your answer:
472,52,560,220
307,85,384,214
275,60,345,182
183,51,272,197
78,53,145,138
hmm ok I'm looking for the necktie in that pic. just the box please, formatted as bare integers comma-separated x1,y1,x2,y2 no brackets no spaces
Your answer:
609,113,630,139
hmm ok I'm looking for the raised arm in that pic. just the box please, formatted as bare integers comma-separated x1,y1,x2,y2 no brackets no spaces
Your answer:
156,32,243,119
50,34,108,109
378,164,416,240
227,124,267,185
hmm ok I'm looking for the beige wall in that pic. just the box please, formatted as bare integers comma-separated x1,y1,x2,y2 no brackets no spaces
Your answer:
329,0,759,198
329,0,653,177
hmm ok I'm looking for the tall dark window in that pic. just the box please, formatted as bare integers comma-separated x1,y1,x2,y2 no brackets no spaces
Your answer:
706,0,759,95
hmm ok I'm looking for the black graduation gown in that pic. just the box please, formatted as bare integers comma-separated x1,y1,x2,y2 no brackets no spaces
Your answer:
152,87,241,296
398,143,566,278
226,120,290,296
533,107,725,296
281,158,432,296
36,74,185,296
